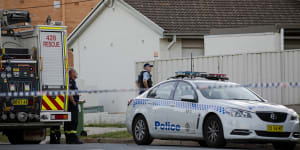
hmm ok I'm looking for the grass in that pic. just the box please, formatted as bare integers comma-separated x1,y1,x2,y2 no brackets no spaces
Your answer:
82,130,132,139
0,134,8,143
85,124,127,128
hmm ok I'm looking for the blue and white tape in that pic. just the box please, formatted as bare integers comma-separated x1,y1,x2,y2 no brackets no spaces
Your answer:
0,82,299,97
201,82,300,89
0,88,140,97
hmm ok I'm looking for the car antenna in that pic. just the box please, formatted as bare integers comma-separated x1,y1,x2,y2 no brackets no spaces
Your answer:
190,53,194,79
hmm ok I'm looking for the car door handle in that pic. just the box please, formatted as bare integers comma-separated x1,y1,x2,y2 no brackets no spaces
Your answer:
169,104,175,107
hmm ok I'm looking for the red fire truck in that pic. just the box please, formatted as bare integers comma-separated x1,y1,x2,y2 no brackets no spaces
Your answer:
0,9,70,144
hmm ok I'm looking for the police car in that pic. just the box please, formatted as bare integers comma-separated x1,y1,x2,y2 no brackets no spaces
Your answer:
126,72,299,150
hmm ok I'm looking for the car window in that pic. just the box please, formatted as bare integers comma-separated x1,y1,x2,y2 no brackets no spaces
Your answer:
174,82,197,101
196,83,262,101
147,82,176,99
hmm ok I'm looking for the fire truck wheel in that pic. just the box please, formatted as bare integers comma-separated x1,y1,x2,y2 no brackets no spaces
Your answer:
6,129,42,144
7,130,25,144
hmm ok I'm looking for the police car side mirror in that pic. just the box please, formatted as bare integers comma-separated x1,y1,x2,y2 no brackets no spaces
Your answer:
181,95,196,102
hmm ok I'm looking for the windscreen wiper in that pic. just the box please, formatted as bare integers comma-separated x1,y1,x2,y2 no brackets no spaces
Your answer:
232,98,260,101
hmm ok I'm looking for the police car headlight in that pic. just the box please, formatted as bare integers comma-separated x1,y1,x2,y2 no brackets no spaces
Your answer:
225,108,252,118
291,114,299,121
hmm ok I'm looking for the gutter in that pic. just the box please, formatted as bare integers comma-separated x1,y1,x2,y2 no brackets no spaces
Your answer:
167,35,176,50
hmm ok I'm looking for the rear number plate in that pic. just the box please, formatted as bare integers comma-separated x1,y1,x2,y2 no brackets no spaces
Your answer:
12,99,28,105
267,125,283,132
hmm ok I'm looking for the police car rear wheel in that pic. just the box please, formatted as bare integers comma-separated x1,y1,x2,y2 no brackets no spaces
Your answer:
203,115,226,148
133,115,153,145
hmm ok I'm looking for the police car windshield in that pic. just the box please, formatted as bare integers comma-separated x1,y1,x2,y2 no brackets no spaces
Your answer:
196,83,262,101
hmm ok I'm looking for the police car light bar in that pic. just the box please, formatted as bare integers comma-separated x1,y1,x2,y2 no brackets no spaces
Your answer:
172,71,229,81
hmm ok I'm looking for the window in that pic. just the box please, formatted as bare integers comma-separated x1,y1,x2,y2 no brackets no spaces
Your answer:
174,82,197,101
182,39,204,58
196,83,262,101
284,39,300,50
148,82,176,99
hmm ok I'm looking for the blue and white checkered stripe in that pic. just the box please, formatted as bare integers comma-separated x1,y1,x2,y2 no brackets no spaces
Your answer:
132,99,226,114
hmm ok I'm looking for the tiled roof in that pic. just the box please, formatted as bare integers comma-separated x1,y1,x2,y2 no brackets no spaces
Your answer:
124,0,300,34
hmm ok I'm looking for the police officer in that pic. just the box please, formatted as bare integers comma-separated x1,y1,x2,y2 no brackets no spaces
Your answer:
136,63,153,94
64,68,83,144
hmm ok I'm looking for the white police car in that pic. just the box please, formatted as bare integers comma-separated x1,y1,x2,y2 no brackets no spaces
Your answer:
126,72,299,150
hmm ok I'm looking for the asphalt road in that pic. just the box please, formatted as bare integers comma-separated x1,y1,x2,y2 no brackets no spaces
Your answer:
0,143,276,150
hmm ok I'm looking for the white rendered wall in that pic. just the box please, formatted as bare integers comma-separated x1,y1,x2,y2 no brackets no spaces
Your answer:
159,39,182,59
69,2,161,112
204,32,281,56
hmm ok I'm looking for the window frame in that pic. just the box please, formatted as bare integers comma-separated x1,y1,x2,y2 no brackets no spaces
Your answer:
147,81,178,100
173,81,198,103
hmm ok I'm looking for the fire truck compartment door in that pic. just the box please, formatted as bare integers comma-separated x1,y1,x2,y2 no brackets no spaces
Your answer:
39,31,65,89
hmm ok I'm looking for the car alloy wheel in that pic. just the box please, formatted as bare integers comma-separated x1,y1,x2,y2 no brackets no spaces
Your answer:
132,115,153,145
207,119,220,143
135,120,146,141
203,114,226,147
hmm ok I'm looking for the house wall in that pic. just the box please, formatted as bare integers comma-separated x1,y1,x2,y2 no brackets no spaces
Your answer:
69,1,161,112
160,39,182,58
159,39,204,59
204,32,281,56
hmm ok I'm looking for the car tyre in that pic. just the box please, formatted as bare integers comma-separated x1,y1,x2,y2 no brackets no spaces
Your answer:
203,114,226,148
272,142,296,150
132,115,153,145
198,140,208,147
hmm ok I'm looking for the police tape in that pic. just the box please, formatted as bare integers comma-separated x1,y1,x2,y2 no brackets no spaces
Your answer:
0,88,139,97
0,81,299,97
198,82,300,90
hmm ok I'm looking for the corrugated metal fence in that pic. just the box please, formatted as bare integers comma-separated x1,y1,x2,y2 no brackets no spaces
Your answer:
136,49,300,105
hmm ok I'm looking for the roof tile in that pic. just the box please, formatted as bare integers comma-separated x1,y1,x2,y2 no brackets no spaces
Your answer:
124,0,300,34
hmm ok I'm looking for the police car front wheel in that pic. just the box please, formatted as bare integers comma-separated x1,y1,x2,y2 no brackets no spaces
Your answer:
203,114,226,148
272,142,296,150
132,115,153,145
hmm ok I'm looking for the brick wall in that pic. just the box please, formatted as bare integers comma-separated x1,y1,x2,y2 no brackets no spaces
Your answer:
0,0,101,34
0,0,94,68
68,50,74,68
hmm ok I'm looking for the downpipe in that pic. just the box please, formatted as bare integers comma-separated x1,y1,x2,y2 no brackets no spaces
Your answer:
167,35,176,50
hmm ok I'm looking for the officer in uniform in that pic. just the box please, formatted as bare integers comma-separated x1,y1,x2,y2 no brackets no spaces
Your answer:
64,68,83,144
136,63,153,94
50,126,61,144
